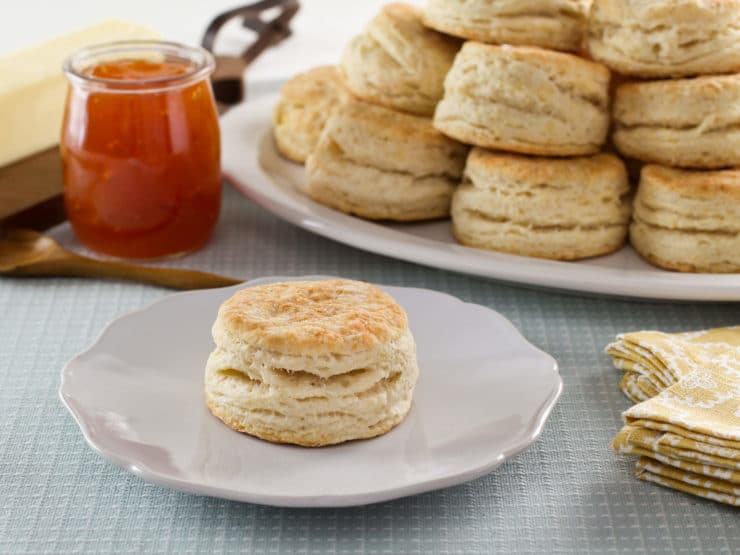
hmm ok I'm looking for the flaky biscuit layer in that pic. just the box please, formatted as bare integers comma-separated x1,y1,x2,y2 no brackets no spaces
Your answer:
206,280,420,446
423,0,591,52
613,74,740,169
340,3,460,116
434,43,610,156
272,66,348,163
630,165,740,273
452,148,631,260
588,0,740,77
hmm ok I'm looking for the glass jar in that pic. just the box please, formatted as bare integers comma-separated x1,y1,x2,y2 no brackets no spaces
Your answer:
61,41,221,259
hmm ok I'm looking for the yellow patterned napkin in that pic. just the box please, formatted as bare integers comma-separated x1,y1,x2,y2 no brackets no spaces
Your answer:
605,327,740,506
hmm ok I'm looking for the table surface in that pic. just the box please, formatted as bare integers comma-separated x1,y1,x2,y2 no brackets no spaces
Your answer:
2,176,739,553
3,3,740,553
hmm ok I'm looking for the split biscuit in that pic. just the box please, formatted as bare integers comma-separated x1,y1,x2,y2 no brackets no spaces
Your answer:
305,99,468,221
451,148,631,260
272,66,347,163
630,165,740,273
588,0,740,78
205,279,420,447
613,74,740,169
423,0,592,52
340,3,461,116
434,42,610,156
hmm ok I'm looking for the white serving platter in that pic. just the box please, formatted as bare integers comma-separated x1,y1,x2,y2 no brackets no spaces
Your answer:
221,93,740,302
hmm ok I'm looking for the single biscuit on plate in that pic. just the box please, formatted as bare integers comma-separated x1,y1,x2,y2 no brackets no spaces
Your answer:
423,0,591,52
451,148,631,260
305,99,468,221
630,166,740,273
204,279,420,447
340,2,461,116
613,74,740,169
272,66,348,163
588,0,740,78
433,42,610,156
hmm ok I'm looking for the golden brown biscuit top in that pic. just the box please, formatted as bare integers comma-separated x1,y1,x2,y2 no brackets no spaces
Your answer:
367,2,461,72
279,65,345,103
216,280,408,355
462,42,609,78
641,165,740,201
427,0,591,16
467,148,627,185
591,0,740,24
616,73,740,100
613,74,740,127
458,42,610,106
379,2,423,24
375,2,457,49
338,99,459,147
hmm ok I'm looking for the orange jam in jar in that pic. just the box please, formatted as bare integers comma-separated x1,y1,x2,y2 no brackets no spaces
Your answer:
61,41,221,259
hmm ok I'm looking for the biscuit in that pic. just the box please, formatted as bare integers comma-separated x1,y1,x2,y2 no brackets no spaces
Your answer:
423,0,591,52
452,148,631,260
340,3,460,116
630,166,740,273
613,74,740,169
305,99,468,221
588,0,740,78
434,43,610,156
205,279,420,447
272,66,347,163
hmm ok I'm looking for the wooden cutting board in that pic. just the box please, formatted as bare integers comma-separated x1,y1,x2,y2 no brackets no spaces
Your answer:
0,149,65,230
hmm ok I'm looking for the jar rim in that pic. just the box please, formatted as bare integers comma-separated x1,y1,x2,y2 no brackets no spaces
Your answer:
63,40,215,93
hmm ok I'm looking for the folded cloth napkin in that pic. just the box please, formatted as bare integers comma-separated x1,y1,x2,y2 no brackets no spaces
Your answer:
605,327,740,506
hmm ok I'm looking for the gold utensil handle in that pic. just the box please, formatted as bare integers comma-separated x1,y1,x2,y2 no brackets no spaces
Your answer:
11,254,243,290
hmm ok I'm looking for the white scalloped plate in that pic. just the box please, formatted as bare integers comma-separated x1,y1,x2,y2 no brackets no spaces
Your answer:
60,276,561,507
221,92,740,301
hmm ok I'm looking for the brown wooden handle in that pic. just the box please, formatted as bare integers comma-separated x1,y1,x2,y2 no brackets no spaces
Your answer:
11,253,243,290
201,0,300,106
202,0,299,63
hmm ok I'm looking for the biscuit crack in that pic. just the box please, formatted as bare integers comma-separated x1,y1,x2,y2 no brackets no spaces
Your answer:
437,116,597,151
218,368,262,386
465,209,626,232
617,121,740,134
500,57,607,110
462,176,589,195
634,211,740,236
328,138,461,182
458,91,571,124
354,372,403,400
466,9,581,22
590,23,740,65
356,75,438,105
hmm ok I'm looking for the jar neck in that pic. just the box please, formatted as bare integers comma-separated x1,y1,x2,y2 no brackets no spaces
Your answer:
63,40,215,93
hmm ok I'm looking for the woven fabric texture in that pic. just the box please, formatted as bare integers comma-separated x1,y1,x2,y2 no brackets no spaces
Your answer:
1,187,739,554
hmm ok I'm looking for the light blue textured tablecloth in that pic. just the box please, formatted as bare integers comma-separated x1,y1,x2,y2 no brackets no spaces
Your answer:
2,104,739,554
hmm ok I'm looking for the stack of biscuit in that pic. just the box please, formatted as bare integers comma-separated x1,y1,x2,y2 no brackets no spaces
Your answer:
589,0,740,273
272,66,347,164
273,3,468,222
270,0,738,273
427,0,632,261
205,279,419,446
339,2,460,117
306,100,467,221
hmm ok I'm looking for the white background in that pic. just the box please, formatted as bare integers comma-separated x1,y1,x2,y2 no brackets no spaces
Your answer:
0,0,421,81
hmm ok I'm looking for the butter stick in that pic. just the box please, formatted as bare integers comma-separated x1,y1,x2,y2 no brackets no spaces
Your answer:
0,20,158,168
